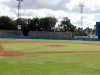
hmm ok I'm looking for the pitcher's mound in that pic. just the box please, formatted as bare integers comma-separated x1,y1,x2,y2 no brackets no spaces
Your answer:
46,44,66,47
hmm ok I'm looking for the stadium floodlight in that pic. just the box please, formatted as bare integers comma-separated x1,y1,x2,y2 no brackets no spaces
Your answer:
16,0,23,19
16,0,23,36
79,1,85,36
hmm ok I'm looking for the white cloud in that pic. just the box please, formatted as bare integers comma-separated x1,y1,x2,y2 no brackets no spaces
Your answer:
0,0,10,2
36,0,62,5
0,4,16,18
0,0,100,28
65,0,80,10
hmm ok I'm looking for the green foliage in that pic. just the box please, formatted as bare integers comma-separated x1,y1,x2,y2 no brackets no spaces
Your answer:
74,27,96,36
0,16,16,30
28,18,40,31
26,17,57,31
0,15,96,37
58,17,76,32
39,17,57,31
84,27,93,34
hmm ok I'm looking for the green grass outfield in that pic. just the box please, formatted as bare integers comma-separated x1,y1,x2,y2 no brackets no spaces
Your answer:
0,39,100,75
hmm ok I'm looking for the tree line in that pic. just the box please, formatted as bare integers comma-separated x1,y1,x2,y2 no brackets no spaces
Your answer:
0,16,96,36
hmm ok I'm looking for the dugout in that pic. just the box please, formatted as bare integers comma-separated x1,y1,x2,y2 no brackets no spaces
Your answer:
96,22,100,39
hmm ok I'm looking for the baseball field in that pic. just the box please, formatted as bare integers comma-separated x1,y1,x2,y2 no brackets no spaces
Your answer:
0,39,100,75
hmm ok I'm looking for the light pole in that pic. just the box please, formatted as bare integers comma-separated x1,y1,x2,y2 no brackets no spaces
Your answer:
16,0,23,36
79,2,84,37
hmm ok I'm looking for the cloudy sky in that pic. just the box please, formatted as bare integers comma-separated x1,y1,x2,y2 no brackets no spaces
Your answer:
0,0,100,28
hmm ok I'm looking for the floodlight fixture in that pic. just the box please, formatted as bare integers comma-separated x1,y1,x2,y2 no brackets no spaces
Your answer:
79,1,85,36
16,0,23,36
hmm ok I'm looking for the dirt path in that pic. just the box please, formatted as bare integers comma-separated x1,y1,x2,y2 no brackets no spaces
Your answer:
1,50,100,57
30,51,100,54
0,44,30,57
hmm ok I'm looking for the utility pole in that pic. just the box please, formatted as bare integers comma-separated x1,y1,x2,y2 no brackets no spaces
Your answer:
16,0,23,36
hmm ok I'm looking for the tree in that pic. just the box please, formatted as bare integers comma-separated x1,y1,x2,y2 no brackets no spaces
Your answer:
0,16,16,30
28,18,40,31
93,25,96,34
84,27,93,35
74,27,84,36
39,17,57,31
15,18,30,36
20,18,30,36
59,17,76,32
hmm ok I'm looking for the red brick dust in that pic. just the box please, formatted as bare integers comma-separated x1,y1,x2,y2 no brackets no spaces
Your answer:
0,44,31,57
0,51,31,57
